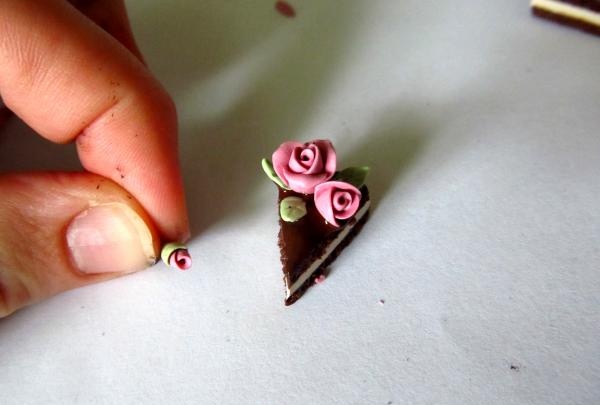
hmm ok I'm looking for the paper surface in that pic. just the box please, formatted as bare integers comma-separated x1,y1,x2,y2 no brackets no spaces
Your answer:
1,1,599,404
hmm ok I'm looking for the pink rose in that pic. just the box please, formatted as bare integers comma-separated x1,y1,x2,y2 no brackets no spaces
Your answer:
314,181,362,227
272,140,336,194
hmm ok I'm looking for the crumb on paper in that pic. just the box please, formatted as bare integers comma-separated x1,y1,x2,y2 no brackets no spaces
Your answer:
275,1,296,18
379,299,385,305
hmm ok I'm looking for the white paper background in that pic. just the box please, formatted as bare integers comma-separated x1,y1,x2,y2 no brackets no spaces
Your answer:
1,1,599,404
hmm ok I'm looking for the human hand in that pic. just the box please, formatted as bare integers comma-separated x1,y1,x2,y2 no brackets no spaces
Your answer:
0,0,190,317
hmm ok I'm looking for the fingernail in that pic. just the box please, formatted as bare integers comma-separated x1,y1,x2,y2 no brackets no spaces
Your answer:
66,203,157,274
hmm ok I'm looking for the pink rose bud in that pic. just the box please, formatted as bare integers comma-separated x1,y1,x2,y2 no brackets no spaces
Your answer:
314,181,362,227
272,140,337,194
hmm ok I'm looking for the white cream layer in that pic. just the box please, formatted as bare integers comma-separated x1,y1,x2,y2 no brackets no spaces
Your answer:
531,0,600,26
285,200,371,299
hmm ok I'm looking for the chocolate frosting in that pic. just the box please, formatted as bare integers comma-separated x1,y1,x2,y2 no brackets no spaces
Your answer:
276,186,370,305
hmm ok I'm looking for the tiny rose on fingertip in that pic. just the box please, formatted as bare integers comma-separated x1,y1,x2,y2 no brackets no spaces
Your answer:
314,181,362,227
272,140,336,194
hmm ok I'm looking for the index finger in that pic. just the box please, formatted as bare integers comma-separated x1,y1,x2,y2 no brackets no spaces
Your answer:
0,0,189,241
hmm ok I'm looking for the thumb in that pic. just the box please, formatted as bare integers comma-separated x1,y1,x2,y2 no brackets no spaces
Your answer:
0,172,160,317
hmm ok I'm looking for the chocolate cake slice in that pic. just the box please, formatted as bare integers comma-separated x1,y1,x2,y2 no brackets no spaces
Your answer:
262,139,371,305
531,0,600,36
277,186,370,305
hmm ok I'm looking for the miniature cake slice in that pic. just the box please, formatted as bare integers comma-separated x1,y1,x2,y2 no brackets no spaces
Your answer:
277,186,370,305
531,0,600,36
262,140,370,305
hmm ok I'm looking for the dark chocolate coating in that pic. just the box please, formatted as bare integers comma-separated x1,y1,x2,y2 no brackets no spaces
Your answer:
276,186,370,306
283,210,370,306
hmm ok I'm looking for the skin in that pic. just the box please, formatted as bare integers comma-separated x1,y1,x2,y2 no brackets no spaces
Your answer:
0,0,190,317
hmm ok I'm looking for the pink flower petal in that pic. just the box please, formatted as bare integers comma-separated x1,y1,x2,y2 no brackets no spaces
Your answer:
334,192,360,220
288,145,309,173
333,191,352,211
272,139,337,193
169,249,192,270
314,181,362,226
300,148,315,163
314,139,336,179
314,183,338,225
303,144,324,174
272,141,301,187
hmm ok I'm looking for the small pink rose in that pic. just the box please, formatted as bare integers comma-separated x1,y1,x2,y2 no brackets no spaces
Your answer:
272,140,336,193
314,181,362,227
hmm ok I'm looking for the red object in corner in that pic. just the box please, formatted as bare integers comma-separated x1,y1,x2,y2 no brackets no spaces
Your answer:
275,1,296,18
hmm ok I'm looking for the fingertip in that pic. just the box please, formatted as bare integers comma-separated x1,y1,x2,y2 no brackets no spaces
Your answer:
69,0,147,65
0,172,162,316
74,87,189,243
0,0,190,255
66,202,159,275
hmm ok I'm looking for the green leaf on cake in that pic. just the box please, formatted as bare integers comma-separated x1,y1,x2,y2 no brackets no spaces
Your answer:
334,166,369,188
280,196,307,222
262,158,290,190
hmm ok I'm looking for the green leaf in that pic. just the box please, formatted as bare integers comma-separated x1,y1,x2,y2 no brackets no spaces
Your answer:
280,196,307,222
261,158,290,190
334,166,369,188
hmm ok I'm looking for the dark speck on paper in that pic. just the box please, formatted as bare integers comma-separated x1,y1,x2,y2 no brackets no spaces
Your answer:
275,1,296,18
